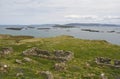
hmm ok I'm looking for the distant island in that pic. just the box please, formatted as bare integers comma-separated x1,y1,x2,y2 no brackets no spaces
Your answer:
0,23,120,27
52,24,76,28
65,23,120,27
6,27,23,30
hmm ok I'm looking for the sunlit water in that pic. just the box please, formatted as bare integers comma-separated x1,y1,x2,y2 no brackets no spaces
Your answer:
0,26,120,45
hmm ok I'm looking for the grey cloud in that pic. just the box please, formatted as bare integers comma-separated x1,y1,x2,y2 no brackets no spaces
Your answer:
0,0,120,24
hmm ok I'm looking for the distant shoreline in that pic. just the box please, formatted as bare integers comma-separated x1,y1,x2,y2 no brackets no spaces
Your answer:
0,34,120,46
0,23,120,27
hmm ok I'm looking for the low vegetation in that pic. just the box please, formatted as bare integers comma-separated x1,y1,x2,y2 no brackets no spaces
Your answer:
0,34,120,79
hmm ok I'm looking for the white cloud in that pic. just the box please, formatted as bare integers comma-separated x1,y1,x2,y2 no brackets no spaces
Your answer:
65,15,120,21
65,15,98,19
65,15,81,18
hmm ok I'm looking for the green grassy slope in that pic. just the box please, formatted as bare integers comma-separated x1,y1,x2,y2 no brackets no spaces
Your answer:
0,34,120,79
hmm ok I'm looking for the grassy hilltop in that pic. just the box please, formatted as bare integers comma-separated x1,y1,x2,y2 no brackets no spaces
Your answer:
0,34,120,79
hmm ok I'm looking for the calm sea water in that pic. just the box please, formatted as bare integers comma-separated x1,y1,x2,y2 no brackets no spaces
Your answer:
0,26,120,45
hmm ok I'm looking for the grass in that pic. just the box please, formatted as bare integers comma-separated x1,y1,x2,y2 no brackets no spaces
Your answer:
0,34,120,79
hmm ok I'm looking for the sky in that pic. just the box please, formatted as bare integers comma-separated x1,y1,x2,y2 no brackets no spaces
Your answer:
0,0,120,24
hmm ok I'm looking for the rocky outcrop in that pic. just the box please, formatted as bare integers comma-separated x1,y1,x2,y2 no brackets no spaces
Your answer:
95,57,120,68
0,47,13,57
22,47,74,62
53,50,74,62
22,47,74,76
23,47,51,56
95,57,111,64
114,60,120,68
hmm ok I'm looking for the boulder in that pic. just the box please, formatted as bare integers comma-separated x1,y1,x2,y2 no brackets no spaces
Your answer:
53,50,74,61
95,57,111,64
114,60,120,66
15,59,23,64
54,50,69,57
0,47,13,57
54,63,66,71
41,71,54,79
23,47,51,56
96,57,120,68
22,48,74,62
23,57,32,62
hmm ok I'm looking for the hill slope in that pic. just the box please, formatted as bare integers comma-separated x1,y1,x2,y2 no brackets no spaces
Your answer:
0,34,120,79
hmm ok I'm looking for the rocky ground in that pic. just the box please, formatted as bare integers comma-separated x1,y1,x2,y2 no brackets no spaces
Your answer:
0,34,120,79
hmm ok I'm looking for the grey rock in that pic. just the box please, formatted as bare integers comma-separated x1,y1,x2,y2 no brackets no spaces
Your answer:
23,47,51,56
16,72,23,77
41,71,54,79
54,63,66,71
114,60,120,66
0,47,13,57
23,57,32,62
95,57,111,64
54,50,74,62
22,47,74,62
95,57,120,68
15,59,23,64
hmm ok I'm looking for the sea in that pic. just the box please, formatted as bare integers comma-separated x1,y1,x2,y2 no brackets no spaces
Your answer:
0,23,120,45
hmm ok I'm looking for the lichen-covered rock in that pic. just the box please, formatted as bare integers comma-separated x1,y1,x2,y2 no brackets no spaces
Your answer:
95,57,111,64
54,50,70,57
41,71,54,79
23,57,32,62
22,48,74,63
15,59,23,64
54,63,66,71
114,60,120,66
0,47,13,57
53,50,74,62
95,57,120,68
23,47,51,56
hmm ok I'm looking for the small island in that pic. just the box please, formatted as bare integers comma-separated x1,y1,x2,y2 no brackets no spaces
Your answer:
52,25,76,28
6,27,23,30
81,29,100,32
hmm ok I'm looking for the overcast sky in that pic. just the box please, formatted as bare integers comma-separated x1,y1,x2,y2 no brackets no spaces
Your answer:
0,0,120,24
